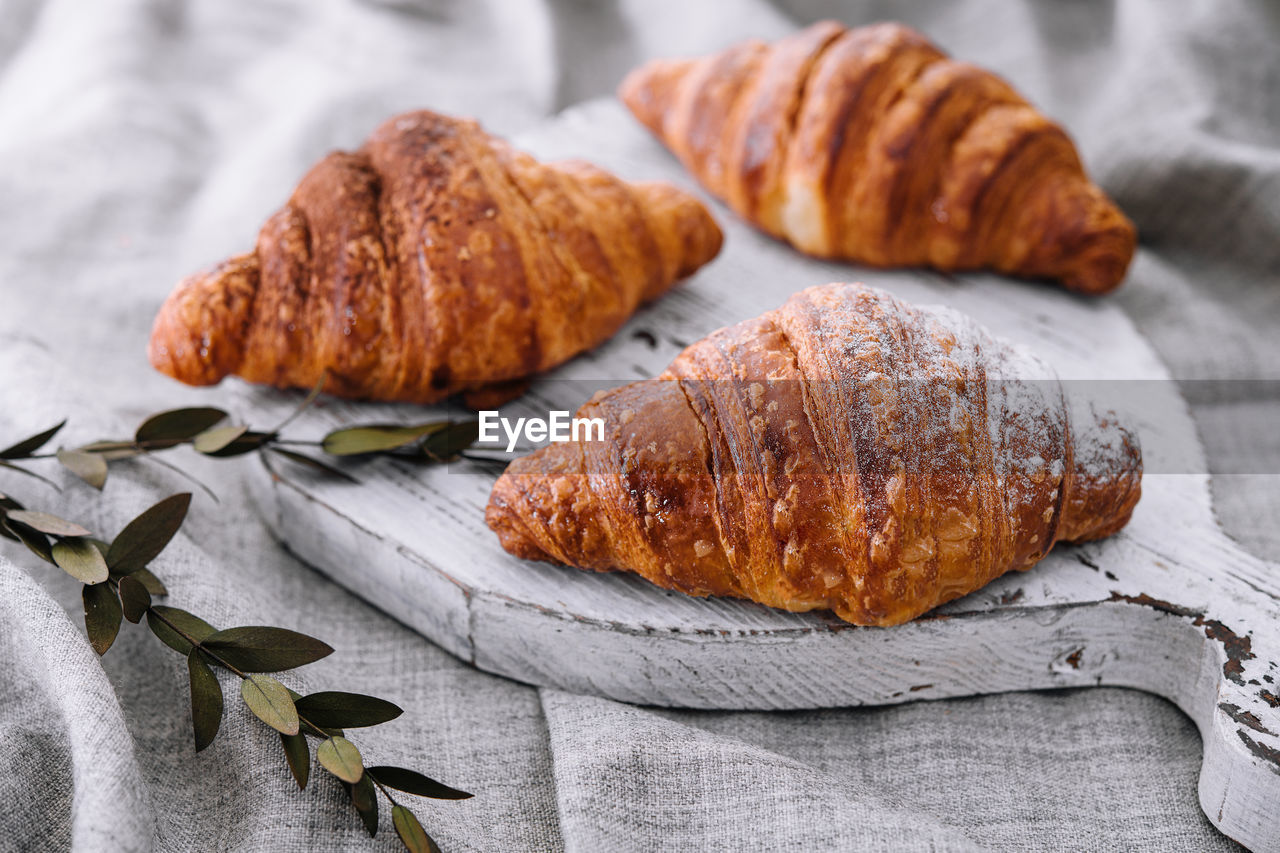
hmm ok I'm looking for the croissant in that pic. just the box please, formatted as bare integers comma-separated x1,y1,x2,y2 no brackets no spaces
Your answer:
619,21,1136,295
487,282,1142,626
149,110,723,404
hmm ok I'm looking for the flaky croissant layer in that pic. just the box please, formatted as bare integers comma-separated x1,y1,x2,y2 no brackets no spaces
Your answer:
487,283,1142,626
620,21,1137,295
150,110,723,404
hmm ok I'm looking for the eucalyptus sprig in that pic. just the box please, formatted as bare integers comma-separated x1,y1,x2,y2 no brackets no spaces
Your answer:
0,407,480,852
6,380,480,496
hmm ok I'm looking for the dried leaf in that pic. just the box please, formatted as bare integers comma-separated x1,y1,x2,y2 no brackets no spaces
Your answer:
130,568,168,596
52,537,109,584
118,575,151,623
146,605,216,655
281,732,310,790
420,420,480,462
3,519,53,564
192,425,249,455
392,805,438,853
317,736,363,784
0,420,66,459
188,650,223,751
268,448,358,483
83,582,122,655
241,674,299,736
202,626,333,672
351,772,378,837
106,493,191,573
135,408,227,446
6,510,91,537
199,430,275,458
294,692,402,729
56,449,108,489
369,766,473,800
321,423,447,457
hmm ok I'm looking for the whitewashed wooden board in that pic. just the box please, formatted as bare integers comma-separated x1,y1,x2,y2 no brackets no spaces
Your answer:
233,99,1280,850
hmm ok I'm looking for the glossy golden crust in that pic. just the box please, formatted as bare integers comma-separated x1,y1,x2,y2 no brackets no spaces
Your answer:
487,283,1142,627
149,110,723,403
619,21,1136,295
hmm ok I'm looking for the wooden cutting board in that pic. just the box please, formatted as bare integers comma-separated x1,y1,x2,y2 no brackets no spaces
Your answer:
238,99,1280,850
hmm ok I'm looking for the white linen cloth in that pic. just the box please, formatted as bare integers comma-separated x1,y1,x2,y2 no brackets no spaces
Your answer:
1,0,1276,850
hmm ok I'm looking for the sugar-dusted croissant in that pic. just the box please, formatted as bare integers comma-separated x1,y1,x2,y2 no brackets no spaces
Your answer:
149,110,723,404
619,21,1136,295
487,282,1142,626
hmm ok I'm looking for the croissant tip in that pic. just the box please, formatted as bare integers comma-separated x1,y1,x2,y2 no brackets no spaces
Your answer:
485,487,552,563
1060,400,1144,542
147,253,259,387
1061,217,1138,295
618,58,692,137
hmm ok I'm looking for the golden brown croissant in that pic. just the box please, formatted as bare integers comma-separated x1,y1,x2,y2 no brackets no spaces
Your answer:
149,110,723,404
487,282,1142,626
619,21,1136,295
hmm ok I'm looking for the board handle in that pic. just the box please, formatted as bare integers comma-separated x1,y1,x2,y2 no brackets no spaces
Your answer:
1186,629,1280,852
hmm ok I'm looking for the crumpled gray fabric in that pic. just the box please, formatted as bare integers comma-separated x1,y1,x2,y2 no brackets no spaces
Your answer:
0,0,1274,850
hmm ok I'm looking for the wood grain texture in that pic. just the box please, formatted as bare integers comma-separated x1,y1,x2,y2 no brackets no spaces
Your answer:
238,99,1280,851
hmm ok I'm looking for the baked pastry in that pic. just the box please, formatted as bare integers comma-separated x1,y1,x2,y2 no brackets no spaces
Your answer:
619,21,1136,295
149,110,723,404
487,282,1142,626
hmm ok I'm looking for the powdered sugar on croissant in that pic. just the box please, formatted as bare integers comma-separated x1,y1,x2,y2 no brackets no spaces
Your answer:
487,283,1141,626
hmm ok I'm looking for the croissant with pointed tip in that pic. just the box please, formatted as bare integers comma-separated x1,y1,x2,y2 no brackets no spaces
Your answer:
149,110,723,404
487,283,1142,626
619,21,1136,295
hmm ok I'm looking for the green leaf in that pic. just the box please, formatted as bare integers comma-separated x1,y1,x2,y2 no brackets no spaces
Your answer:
241,674,299,735
351,772,378,837
130,568,168,596
321,423,447,457
392,805,438,853
106,493,191,573
146,606,216,655
83,583,122,655
369,766,474,800
56,449,108,489
202,626,333,672
421,420,480,462
2,519,53,564
192,425,249,455
317,735,363,784
188,650,223,751
52,538,109,584
118,575,152,623
6,510,90,537
268,448,359,483
199,430,275,458
77,440,143,462
135,408,227,446
281,732,310,790
0,420,66,460
293,692,402,729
